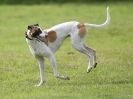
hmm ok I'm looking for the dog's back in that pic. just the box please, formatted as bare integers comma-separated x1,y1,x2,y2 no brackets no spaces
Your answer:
48,21,78,34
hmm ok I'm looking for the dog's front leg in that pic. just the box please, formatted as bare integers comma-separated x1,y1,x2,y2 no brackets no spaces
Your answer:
48,54,70,80
36,56,45,87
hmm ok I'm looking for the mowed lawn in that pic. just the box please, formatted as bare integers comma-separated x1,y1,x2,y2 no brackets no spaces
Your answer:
0,2,133,99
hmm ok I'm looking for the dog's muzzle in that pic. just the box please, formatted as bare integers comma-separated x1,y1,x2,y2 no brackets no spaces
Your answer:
31,29,42,38
25,32,33,40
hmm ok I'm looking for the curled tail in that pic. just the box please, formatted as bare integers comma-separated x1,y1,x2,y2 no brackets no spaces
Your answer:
85,7,110,28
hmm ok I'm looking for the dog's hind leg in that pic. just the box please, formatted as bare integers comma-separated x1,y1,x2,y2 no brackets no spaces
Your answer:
83,45,97,73
72,43,97,73
71,25,97,73
36,56,45,87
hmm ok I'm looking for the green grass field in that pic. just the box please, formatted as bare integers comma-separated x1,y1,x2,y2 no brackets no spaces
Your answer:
0,2,133,99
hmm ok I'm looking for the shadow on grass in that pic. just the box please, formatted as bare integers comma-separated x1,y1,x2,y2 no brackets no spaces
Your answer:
42,77,131,87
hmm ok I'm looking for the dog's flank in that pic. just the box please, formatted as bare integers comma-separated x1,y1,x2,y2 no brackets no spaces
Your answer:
77,23,87,38
25,7,110,86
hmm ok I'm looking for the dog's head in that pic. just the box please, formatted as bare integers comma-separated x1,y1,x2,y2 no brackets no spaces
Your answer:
26,24,43,38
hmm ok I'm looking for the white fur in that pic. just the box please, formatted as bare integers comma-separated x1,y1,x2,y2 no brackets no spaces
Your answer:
26,7,110,86
85,7,110,28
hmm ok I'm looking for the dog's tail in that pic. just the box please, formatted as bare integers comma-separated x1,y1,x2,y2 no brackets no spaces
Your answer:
85,7,110,28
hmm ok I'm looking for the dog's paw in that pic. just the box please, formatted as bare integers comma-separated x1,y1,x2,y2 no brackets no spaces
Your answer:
87,63,98,73
35,81,45,87
56,75,70,80
87,67,92,73
64,76,70,80
94,63,98,68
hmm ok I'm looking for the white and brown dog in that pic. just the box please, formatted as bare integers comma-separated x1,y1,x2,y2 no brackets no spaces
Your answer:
25,7,110,86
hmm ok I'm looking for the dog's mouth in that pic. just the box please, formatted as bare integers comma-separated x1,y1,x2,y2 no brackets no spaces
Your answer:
31,28,42,37
26,24,43,40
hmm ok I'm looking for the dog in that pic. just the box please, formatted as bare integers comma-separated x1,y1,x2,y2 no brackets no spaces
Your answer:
25,7,110,86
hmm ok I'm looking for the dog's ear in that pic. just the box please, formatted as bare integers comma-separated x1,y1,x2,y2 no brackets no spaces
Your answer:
34,24,39,26
27,25,32,29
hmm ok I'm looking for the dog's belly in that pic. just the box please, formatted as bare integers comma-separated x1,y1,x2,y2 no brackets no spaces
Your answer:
48,37,65,52
48,29,72,52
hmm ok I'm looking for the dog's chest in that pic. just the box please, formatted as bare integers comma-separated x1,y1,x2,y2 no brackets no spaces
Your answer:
27,39,50,57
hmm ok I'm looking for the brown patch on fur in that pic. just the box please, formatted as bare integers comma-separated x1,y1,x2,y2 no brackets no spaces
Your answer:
38,31,57,45
77,23,87,38
47,31,57,42
30,26,38,33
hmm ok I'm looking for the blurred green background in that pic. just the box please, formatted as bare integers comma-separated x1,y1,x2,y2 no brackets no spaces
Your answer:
0,0,133,99
0,0,132,4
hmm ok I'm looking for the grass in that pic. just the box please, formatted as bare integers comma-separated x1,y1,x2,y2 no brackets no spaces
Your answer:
0,2,133,99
